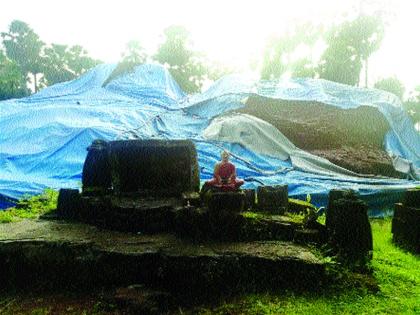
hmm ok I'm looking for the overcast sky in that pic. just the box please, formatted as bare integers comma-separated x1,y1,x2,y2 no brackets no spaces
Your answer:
1,0,419,91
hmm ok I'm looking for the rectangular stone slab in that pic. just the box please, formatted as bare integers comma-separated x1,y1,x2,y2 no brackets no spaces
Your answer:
108,139,199,196
0,220,324,294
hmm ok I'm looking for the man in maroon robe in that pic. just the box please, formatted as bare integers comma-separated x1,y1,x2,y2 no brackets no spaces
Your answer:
203,150,244,192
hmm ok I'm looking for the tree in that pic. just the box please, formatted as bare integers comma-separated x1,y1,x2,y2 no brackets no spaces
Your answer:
154,25,210,93
1,20,45,92
42,44,101,86
290,57,317,78
319,15,384,86
121,40,148,65
260,23,323,80
102,40,148,86
0,50,28,100
374,77,405,100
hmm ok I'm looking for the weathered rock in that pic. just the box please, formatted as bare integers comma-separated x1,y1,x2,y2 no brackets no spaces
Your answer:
0,220,325,295
243,189,256,210
56,189,82,219
112,285,175,314
108,139,199,196
237,98,401,177
257,185,288,214
182,191,201,207
326,189,350,229
326,190,373,266
294,229,326,245
392,202,420,254
77,195,181,233
402,188,420,208
82,139,112,195
207,191,245,213
174,208,301,242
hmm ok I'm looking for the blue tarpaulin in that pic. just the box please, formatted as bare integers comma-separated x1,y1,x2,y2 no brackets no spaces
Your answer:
0,63,419,211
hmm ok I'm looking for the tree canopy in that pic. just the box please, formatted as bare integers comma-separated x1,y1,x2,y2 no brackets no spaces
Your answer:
319,15,384,86
1,20,45,92
154,25,220,93
0,50,28,100
374,77,405,100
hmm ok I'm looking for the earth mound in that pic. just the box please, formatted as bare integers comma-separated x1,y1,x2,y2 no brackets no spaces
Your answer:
236,96,403,178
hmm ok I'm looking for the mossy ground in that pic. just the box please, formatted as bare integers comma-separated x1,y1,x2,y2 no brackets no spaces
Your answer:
0,189,58,223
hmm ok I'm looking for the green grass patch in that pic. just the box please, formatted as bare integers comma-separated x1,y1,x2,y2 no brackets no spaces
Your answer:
194,219,420,315
0,189,58,223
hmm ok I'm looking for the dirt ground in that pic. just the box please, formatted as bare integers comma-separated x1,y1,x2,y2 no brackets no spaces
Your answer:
236,97,403,177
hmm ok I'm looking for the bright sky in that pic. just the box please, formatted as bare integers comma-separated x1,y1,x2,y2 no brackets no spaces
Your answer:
1,0,419,91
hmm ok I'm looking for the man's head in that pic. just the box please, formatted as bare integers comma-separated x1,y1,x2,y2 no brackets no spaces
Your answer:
221,150,230,162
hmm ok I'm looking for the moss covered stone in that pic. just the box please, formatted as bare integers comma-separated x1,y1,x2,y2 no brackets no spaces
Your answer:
256,185,288,214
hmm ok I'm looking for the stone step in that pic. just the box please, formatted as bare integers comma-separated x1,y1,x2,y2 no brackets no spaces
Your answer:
61,195,314,242
0,220,325,296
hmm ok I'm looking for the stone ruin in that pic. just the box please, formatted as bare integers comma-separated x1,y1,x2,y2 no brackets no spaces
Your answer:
0,139,378,309
392,188,420,254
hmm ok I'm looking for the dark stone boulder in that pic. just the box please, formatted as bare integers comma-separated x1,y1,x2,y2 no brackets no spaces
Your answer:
392,188,420,253
108,139,199,197
402,188,420,208
82,139,112,195
112,285,175,315
56,188,82,219
243,189,256,210
256,185,288,214
326,190,373,267
207,191,246,214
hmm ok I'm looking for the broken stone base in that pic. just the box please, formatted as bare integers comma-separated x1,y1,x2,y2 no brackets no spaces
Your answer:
256,185,288,214
392,203,420,254
0,220,325,296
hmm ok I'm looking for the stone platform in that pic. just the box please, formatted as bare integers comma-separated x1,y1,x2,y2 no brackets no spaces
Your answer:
0,219,325,296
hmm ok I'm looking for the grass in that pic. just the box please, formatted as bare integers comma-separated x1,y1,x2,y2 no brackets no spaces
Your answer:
0,189,58,223
193,219,420,315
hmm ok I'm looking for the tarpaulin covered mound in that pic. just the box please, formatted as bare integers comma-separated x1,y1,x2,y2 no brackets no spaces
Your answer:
237,97,401,177
0,63,419,212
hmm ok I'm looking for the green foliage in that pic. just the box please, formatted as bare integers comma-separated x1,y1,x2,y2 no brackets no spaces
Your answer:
0,20,100,96
154,25,228,93
319,15,384,86
194,219,420,315
0,50,28,100
102,40,148,86
260,23,323,80
42,44,101,86
0,189,58,223
374,76,405,100
1,20,45,92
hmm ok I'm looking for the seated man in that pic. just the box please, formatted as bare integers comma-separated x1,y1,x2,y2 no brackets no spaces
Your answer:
202,150,244,193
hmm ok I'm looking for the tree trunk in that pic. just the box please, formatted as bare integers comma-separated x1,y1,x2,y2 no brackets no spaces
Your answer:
34,73,38,93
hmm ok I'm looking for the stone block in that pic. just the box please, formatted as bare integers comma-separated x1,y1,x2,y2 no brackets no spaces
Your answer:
256,185,288,214
403,188,420,208
82,139,112,195
108,139,199,196
392,202,420,253
56,189,81,219
326,191,373,265
243,189,256,210
182,191,201,207
208,191,245,213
